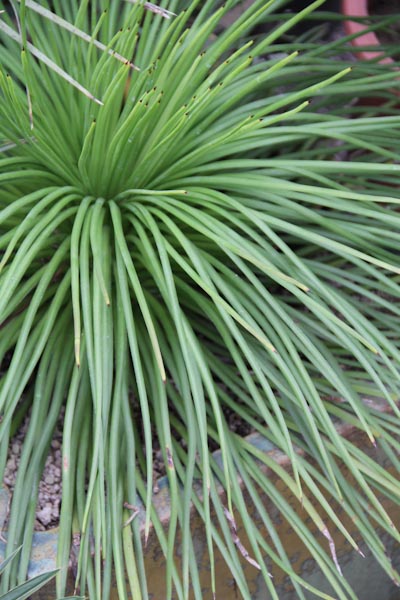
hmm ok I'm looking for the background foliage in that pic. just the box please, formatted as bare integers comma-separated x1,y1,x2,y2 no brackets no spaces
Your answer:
0,0,400,598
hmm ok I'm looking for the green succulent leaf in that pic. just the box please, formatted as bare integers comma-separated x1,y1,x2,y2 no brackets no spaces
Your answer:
0,1,400,599
0,570,58,600
0,547,62,600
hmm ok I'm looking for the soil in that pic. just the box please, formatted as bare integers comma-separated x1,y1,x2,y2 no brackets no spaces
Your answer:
3,411,63,531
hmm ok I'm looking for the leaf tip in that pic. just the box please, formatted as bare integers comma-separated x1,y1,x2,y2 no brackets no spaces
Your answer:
357,546,366,558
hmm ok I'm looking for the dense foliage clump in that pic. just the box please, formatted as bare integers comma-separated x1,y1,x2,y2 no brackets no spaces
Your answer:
1,1,400,598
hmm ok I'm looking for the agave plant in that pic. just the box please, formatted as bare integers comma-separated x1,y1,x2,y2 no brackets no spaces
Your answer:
0,0,400,598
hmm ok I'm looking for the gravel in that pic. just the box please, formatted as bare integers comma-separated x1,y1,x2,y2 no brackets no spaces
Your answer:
3,411,64,531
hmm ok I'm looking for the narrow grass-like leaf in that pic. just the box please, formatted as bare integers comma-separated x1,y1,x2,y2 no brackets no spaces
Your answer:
1,2,400,599
0,21,103,104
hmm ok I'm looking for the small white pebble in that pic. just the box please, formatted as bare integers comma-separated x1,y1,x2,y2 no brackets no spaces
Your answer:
11,443,20,455
7,459,15,472
36,506,52,525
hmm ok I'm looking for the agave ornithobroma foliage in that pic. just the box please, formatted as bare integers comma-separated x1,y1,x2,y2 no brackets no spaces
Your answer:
1,0,400,598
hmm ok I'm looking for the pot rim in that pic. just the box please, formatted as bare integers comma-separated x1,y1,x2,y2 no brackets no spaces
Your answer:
341,0,394,64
